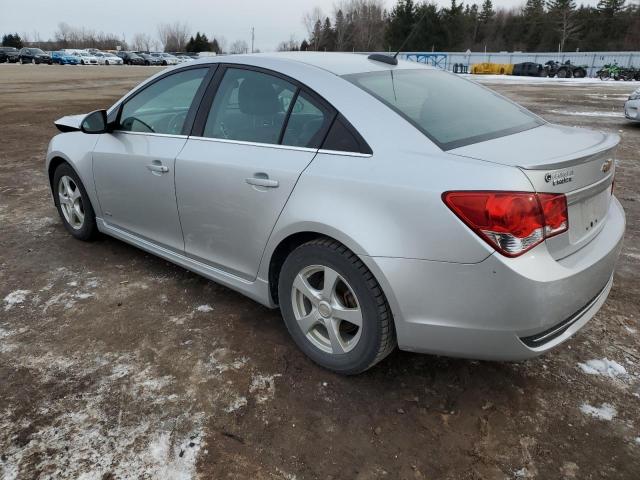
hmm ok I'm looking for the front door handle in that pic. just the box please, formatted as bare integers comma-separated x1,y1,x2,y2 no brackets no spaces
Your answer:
146,161,169,174
246,175,279,188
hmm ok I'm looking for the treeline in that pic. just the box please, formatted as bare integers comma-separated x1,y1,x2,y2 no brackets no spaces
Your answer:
290,0,640,53
1,22,236,54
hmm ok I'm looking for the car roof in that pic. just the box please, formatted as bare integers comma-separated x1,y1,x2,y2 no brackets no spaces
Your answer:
196,51,432,76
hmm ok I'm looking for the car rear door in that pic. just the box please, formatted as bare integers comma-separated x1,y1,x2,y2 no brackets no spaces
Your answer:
92,66,214,252
175,65,335,280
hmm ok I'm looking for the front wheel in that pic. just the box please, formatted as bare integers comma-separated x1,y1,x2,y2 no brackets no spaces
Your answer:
278,238,396,374
53,164,98,241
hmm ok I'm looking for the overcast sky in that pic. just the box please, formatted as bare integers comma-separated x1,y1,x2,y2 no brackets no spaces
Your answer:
2,0,607,52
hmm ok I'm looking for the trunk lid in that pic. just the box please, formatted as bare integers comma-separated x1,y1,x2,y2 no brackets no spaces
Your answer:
449,124,618,259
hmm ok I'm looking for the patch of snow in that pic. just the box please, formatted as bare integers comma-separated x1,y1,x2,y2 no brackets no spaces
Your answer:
3,290,30,311
250,373,282,404
580,402,617,421
465,73,640,86
625,326,637,334
578,358,627,378
635,437,640,445
196,304,213,313
224,396,247,413
548,109,622,118
75,292,94,300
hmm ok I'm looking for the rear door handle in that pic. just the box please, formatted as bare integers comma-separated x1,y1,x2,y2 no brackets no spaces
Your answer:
246,176,279,188
146,161,169,174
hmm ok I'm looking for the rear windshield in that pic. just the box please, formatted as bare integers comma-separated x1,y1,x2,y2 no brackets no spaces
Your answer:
343,69,543,150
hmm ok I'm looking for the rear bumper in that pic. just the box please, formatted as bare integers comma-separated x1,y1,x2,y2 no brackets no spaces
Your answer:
363,196,625,360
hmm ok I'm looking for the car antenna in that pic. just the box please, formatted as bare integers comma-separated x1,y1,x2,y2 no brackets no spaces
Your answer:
368,8,430,66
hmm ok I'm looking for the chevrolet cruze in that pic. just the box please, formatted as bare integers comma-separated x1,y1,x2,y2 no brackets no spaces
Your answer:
46,52,625,374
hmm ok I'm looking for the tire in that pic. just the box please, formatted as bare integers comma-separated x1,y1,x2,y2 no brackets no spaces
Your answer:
278,238,396,374
574,68,586,78
105,60,109,65
52,163,98,241
557,68,568,78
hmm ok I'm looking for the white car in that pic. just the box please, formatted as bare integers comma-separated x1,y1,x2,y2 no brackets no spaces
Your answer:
74,51,99,65
624,88,640,122
94,52,123,65
150,52,179,66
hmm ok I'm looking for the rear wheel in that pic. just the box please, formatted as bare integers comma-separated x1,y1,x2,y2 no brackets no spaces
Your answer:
557,68,569,78
278,238,396,374
53,164,98,241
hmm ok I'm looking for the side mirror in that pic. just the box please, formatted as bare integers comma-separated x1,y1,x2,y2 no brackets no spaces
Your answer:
81,109,110,134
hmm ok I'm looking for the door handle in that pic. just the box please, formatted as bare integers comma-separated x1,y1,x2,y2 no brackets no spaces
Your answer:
245,175,279,188
146,162,169,174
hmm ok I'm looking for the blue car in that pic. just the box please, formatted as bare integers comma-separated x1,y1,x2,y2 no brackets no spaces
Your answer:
51,51,79,65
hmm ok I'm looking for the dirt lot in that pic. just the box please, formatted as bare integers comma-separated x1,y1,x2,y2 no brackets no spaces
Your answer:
0,64,639,480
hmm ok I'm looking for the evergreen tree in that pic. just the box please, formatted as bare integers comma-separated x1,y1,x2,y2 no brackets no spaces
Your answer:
2,33,23,48
319,17,336,51
211,38,221,54
479,0,495,23
597,0,626,16
334,9,349,51
384,0,417,51
547,0,579,51
311,19,322,50
185,32,210,52
300,39,310,51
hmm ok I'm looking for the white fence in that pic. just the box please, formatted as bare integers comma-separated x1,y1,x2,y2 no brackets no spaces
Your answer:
396,51,640,77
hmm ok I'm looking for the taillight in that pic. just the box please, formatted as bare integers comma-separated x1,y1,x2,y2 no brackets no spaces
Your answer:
442,191,568,257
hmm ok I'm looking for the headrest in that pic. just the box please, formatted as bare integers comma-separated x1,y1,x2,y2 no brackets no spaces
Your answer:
238,76,282,116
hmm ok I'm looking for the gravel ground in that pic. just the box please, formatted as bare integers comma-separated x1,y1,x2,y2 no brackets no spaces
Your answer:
0,64,639,480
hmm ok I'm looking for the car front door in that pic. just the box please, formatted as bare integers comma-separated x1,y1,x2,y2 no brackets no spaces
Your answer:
175,66,335,280
92,66,213,252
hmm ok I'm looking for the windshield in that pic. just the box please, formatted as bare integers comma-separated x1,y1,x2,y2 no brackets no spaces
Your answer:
343,69,543,150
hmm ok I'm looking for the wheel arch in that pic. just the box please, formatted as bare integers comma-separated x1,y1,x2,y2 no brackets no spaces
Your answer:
263,227,398,325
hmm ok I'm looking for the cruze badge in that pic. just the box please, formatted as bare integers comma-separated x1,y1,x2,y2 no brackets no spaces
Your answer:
544,170,574,186
601,159,613,174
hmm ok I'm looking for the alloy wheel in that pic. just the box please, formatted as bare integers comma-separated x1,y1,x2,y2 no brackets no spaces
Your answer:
291,265,363,354
58,175,85,230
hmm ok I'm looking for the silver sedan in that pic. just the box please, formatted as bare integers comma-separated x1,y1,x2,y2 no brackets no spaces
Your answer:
625,87,640,121
46,53,625,374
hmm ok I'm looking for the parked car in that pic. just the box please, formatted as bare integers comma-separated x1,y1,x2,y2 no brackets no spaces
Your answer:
94,52,123,65
512,62,544,77
46,53,625,374
176,55,194,63
51,51,80,65
18,47,52,64
74,51,99,65
137,53,163,66
0,46,20,63
116,51,145,65
624,88,640,122
150,52,179,66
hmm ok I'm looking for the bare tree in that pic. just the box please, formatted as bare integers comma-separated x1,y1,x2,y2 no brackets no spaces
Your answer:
229,39,249,54
277,35,300,51
303,6,324,44
215,35,228,54
346,0,386,51
157,22,190,52
132,33,154,52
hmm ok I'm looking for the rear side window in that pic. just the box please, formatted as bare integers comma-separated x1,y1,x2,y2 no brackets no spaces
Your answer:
322,115,372,154
203,68,296,145
281,91,332,148
343,69,542,150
